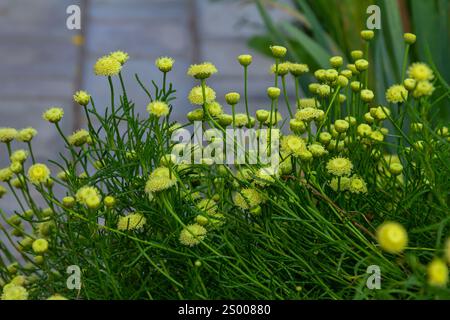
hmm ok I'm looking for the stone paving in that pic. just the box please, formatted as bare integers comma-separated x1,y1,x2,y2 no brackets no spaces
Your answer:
0,0,291,217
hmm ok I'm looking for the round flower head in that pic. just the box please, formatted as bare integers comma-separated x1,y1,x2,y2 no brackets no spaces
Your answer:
43,107,64,123
237,54,252,67
289,63,309,76
347,64,359,75
17,127,37,142
360,30,374,41
325,69,338,82
0,128,18,143
350,81,362,92
267,87,281,99
187,108,204,122
0,167,13,182
188,85,216,105
281,135,307,156
179,224,207,247
427,258,448,287
360,89,374,102
386,84,408,103
403,32,416,44
28,163,50,185
10,149,28,163
94,55,122,76
334,120,349,133
233,188,264,210
340,69,353,79
256,110,270,122
206,101,223,117
187,62,217,79
155,56,175,72
376,221,408,254
68,129,90,147
389,163,403,175
290,119,306,133
329,56,343,68
351,50,364,60
218,114,233,126
412,81,435,98
73,90,90,106
117,213,146,231
85,194,101,209
316,84,331,97
308,143,328,157
348,175,368,194
109,51,129,65
297,98,319,109
76,186,101,204
295,107,323,123
62,196,75,208
407,62,433,81
314,69,326,81
145,167,177,193
147,100,169,117
336,75,349,87
104,195,116,208
1,285,28,300
403,78,416,91
326,157,353,176
47,294,68,300
270,62,290,76
355,59,369,72
32,238,49,254
225,92,240,105
270,45,287,58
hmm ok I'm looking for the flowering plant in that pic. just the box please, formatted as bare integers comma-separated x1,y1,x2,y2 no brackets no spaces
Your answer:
0,31,449,300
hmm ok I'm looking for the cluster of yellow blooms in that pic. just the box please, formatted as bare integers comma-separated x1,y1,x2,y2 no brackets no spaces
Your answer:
0,29,449,300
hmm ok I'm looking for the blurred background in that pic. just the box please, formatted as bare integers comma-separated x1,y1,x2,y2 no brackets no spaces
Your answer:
0,0,448,215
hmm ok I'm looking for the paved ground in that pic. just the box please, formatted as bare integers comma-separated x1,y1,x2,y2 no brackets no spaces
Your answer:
0,0,290,217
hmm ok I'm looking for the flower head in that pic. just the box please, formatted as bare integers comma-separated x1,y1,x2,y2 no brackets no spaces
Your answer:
237,54,252,67
0,128,18,143
145,167,177,193
1,285,28,300
376,221,408,254
280,135,307,156
348,175,368,194
412,81,435,98
32,238,49,254
179,224,207,246
68,129,90,146
94,55,122,76
188,85,216,105
147,100,169,117
233,188,264,210
270,62,290,76
28,163,51,184
297,98,319,109
427,258,448,287
155,56,175,72
385,84,408,103
187,62,217,79
326,157,353,176
269,45,287,58
407,62,433,81
73,90,91,106
117,213,146,231
289,63,309,76
0,167,13,182
206,101,223,117
47,294,68,300
43,107,64,123
17,127,37,142
76,186,102,204
295,107,324,122
109,51,129,65
10,150,28,163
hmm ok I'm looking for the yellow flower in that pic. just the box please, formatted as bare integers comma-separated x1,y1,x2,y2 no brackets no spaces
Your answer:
42,107,64,123
233,188,264,210
269,45,287,58
280,135,307,156
76,186,102,204
73,90,91,106
270,62,290,76
376,221,408,254
47,294,68,300
348,175,368,194
28,163,50,184
412,81,435,98
295,107,324,122
308,143,328,157
188,85,216,105
68,129,90,146
32,238,49,254
10,149,28,163
0,185,7,198
225,92,240,105
407,62,434,81
145,167,177,193
267,87,281,99
94,55,122,76
1,285,28,300
147,100,169,117
427,258,448,287
403,32,416,44
326,157,353,176
155,56,175,72
329,176,350,192
104,196,116,208
117,213,146,231
316,84,331,97
385,84,408,103
17,127,37,142
0,128,18,143
187,62,217,79
297,98,319,109
360,30,374,41
237,54,252,67
289,63,309,76
206,101,223,117
179,224,207,247
109,51,129,65
234,113,248,127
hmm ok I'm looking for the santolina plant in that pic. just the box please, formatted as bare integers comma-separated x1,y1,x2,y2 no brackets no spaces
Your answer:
0,29,449,300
